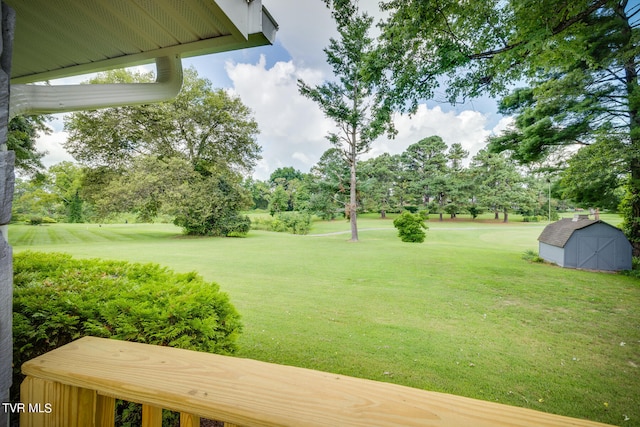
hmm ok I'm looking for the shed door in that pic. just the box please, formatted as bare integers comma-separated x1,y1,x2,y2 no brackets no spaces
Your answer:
577,236,615,270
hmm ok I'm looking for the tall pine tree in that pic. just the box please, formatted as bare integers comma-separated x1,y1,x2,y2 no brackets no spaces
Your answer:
298,0,394,241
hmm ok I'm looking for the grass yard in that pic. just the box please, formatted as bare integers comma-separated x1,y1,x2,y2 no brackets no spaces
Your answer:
8,215,640,426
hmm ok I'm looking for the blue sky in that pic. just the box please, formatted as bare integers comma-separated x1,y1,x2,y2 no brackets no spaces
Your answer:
38,1,512,180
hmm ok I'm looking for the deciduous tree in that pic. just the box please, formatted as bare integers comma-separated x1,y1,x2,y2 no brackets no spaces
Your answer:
48,162,86,223
64,68,260,234
559,135,626,210
8,115,50,177
308,148,350,220
374,0,639,249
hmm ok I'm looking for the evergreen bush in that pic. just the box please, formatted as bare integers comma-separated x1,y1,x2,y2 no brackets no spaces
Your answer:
393,211,428,243
12,251,242,426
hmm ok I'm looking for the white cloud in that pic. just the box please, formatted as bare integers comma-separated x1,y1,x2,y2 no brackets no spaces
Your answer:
491,116,515,136
262,0,336,71
226,58,503,179
292,152,312,165
262,0,387,72
36,129,75,167
225,56,334,179
33,58,504,181
368,105,495,163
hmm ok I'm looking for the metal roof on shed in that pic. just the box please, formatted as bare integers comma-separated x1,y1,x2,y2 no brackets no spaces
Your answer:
5,0,278,84
537,218,602,248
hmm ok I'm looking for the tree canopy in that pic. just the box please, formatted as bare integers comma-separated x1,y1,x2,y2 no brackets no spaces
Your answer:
65,67,260,174
63,67,260,235
374,0,639,250
8,115,50,177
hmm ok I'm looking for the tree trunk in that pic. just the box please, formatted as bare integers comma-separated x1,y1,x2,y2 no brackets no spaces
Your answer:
620,2,640,256
380,209,386,219
503,208,509,223
494,210,499,220
628,160,640,257
0,4,14,426
349,144,358,242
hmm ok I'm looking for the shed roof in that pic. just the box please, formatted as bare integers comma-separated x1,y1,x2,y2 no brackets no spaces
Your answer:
5,0,277,84
538,218,619,248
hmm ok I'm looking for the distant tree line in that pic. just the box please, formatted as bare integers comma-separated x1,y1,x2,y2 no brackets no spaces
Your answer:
15,127,623,229
243,135,612,223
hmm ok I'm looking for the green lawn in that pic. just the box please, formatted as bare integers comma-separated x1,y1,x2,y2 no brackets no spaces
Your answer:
8,215,639,426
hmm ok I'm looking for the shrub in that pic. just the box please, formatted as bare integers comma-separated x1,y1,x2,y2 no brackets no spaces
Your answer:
393,211,428,243
522,249,544,263
621,256,640,278
12,251,242,426
250,212,312,235
277,212,312,235
176,211,251,237
28,216,42,225
522,216,540,222
219,214,251,237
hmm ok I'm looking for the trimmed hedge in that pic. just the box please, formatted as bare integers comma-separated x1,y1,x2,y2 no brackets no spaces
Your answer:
12,251,242,426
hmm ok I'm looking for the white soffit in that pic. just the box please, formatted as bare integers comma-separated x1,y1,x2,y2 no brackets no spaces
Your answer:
6,0,278,84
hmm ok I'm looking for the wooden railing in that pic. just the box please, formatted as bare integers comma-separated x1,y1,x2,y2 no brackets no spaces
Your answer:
20,336,612,427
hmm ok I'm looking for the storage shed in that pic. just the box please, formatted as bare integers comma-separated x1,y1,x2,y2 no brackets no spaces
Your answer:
538,216,632,271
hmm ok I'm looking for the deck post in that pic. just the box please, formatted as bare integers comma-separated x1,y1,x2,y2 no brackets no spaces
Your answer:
0,3,15,427
20,377,97,427
141,404,162,427
95,395,115,427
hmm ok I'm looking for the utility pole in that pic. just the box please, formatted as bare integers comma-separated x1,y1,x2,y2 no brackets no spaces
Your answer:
547,178,551,222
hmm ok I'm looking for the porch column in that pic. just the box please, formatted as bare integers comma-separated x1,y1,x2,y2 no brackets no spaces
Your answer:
0,3,15,426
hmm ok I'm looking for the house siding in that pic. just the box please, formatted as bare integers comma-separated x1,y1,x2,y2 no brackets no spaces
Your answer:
539,242,565,267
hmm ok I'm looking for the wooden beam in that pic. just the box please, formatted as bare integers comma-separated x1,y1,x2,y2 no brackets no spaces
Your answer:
21,336,614,427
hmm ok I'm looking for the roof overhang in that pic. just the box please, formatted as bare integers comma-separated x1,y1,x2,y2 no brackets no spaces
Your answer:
6,0,278,84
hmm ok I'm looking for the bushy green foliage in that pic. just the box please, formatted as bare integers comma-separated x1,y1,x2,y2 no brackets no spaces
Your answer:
26,216,56,225
620,256,640,278
12,251,243,420
251,212,312,235
467,206,481,220
619,183,640,247
27,216,42,225
219,214,251,237
522,216,540,222
277,212,312,235
522,249,544,263
393,211,428,243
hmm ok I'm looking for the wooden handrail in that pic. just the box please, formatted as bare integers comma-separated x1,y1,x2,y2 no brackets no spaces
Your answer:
20,336,613,427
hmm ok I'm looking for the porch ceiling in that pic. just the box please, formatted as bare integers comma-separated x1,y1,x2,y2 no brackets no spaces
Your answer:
5,0,277,84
